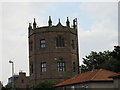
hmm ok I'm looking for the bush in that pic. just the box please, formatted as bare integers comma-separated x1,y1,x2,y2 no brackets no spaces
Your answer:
35,80,55,89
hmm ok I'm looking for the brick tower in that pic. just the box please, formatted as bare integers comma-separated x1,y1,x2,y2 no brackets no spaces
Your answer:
28,16,79,86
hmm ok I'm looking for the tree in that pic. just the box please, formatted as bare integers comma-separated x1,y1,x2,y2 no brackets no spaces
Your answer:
110,46,120,60
81,51,111,72
109,46,120,72
81,46,120,73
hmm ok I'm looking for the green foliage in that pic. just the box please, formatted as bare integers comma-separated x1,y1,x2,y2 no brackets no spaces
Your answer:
35,80,55,89
110,46,120,60
6,85,16,89
81,46,120,73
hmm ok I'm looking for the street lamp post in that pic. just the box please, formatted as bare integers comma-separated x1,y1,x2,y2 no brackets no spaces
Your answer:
9,60,14,89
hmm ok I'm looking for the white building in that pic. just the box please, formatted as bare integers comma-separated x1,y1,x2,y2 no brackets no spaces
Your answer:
109,73,120,90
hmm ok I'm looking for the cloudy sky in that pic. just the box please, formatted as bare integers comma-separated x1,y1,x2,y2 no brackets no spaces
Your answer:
0,0,119,85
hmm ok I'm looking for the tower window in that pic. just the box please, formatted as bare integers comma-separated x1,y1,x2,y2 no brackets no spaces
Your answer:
40,39,46,48
57,59,65,72
71,40,75,49
41,62,46,72
73,62,76,72
56,36,65,47
29,40,33,51
31,64,33,74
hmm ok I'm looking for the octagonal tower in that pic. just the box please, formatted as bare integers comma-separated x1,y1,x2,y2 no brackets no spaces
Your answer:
28,16,79,86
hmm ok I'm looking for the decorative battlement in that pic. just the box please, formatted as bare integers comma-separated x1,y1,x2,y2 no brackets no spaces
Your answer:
28,16,78,30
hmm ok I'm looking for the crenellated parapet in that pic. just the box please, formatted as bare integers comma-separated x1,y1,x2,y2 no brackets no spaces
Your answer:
28,16,78,37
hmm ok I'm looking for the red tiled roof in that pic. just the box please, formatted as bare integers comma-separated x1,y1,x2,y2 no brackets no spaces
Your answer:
109,73,120,78
55,69,116,87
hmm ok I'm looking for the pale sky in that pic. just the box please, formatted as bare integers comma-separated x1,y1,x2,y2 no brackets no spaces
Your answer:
0,0,119,85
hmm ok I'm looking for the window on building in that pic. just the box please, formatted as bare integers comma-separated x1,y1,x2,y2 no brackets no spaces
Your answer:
40,39,46,48
21,79,24,83
26,85,29,88
57,59,65,72
56,36,65,47
31,63,33,74
41,62,46,72
73,62,76,72
71,40,75,49
71,86,75,90
29,40,33,51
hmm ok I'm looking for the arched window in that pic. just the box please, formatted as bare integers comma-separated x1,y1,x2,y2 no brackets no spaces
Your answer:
71,40,75,49
56,36,65,47
29,40,33,51
30,63,33,74
73,62,76,72
57,59,65,72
